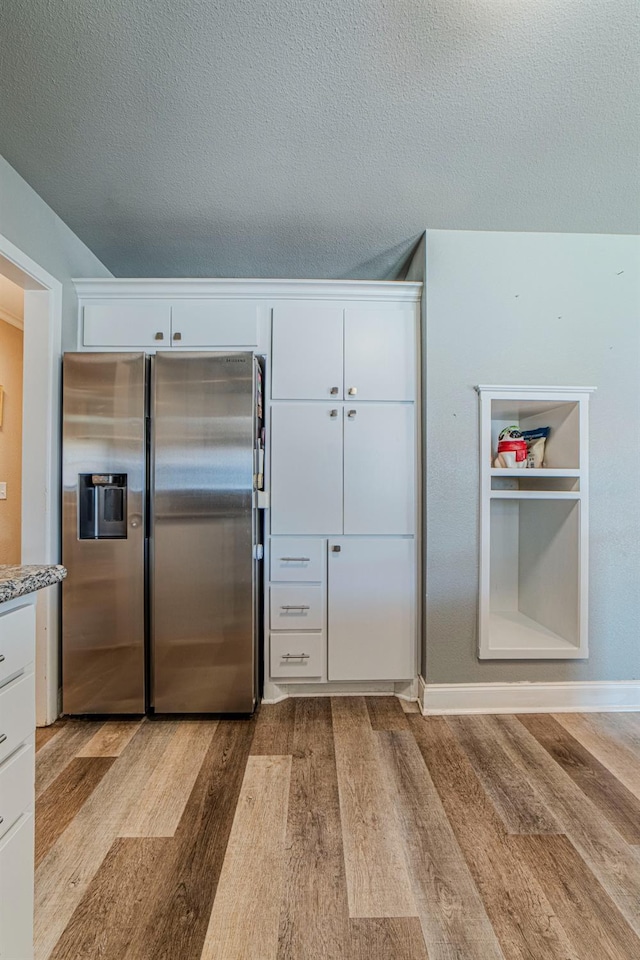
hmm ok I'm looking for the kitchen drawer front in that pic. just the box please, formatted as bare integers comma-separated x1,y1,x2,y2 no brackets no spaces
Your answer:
0,603,35,688
270,539,325,582
0,673,35,766
270,633,323,679
0,812,35,960
0,741,34,841
270,585,324,631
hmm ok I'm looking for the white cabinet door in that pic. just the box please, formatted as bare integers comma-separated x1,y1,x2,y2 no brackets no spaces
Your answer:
328,538,415,681
270,404,343,535
343,404,415,535
83,302,171,347
170,300,258,347
344,302,417,401
271,302,344,400
0,813,34,960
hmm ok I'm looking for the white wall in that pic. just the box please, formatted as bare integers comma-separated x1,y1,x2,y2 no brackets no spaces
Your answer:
425,230,640,684
0,155,110,348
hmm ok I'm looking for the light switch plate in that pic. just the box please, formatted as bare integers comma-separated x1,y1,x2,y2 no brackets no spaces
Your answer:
0,483,6,500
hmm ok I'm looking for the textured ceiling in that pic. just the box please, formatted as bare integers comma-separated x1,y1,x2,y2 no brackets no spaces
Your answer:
1,0,638,279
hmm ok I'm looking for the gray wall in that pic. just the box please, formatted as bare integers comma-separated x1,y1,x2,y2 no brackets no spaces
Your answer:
0,155,110,347
425,229,640,683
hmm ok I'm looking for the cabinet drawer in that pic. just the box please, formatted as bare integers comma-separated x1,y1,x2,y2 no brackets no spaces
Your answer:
0,812,34,960
270,633,323,679
270,539,325,582
0,741,34,841
0,603,35,688
0,673,35,766
270,585,324,631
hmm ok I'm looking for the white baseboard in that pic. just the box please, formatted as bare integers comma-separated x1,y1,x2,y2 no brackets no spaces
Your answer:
419,679,640,715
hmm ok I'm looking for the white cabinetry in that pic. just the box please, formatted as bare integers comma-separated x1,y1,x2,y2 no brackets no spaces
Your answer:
271,302,344,400
0,596,37,960
169,300,258,346
478,386,594,659
270,404,343,535
268,290,419,688
328,538,415,681
344,302,416,401
83,299,260,349
83,302,171,347
343,404,415,535
271,300,417,402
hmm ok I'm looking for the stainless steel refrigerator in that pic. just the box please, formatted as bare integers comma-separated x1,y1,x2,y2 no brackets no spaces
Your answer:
62,351,263,715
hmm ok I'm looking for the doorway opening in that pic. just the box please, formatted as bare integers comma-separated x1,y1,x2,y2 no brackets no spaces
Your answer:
0,236,63,726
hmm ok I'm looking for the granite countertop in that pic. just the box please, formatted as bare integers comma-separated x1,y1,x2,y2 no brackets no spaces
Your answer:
0,565,67,604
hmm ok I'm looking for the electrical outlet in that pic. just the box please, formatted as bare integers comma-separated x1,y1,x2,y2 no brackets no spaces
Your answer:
0,482,6,500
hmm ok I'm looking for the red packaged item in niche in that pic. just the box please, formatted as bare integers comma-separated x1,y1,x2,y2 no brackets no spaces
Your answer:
494,426,527,469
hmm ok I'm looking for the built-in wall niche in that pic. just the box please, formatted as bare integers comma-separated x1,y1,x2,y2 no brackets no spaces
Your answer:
490,397,581,471
486,497,583,658
477,386,594,660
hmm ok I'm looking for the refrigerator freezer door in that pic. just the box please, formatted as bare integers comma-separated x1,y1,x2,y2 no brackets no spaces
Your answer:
62,353,147,714
151,353,256,712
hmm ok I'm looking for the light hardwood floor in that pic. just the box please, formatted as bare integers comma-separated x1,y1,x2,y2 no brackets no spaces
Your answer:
34,700,640,960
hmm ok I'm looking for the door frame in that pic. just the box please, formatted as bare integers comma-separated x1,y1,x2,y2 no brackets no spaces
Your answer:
0,233,63,725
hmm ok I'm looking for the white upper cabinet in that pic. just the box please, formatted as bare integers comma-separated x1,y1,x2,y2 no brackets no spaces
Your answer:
271,302,344,400
343,404,415,535
344,302,417,401
170,300,258,347
83,302,171,347
270,403,343,535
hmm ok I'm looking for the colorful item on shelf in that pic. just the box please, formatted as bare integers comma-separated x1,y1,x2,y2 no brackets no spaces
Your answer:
521,426,551,469
494,425,527,469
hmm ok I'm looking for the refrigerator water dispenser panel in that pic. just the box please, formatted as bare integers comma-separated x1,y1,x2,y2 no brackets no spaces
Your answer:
78,473,128,539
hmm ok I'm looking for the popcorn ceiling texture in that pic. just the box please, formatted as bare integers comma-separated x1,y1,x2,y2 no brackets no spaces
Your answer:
0,0,638,279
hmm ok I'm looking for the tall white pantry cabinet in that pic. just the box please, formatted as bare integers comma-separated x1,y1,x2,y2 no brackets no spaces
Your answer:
73,280,422,696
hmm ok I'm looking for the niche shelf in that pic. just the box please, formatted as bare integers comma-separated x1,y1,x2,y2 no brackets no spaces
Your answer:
476,385,595,659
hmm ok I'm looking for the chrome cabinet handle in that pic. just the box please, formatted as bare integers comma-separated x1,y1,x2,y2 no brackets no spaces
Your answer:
154,331,164,341
330,409,338,417
173,331,182,341
282,653,310,660
331,545,341,552
330,387,339,395
347,409,357,418
0,734,6,745
280,604,310,611
280,557,311,562
0,654,5,663
348,386,357,395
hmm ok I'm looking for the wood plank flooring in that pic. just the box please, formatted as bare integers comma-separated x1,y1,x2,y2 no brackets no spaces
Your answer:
35,701,640,960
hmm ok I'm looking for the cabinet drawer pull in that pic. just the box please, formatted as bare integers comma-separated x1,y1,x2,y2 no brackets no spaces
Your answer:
330,409,338,417
280,604,310,611
173,331,182,341
348,386,357,395
0,734,6,745
347,409,357,418
330,386,339,395
0,654,5,663
154,331,164,341
282,653,310,660
280,557,311,562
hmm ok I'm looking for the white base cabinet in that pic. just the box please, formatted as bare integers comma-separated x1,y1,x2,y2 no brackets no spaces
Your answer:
0,812,34,960
328,538,415,681
0,596,37,960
